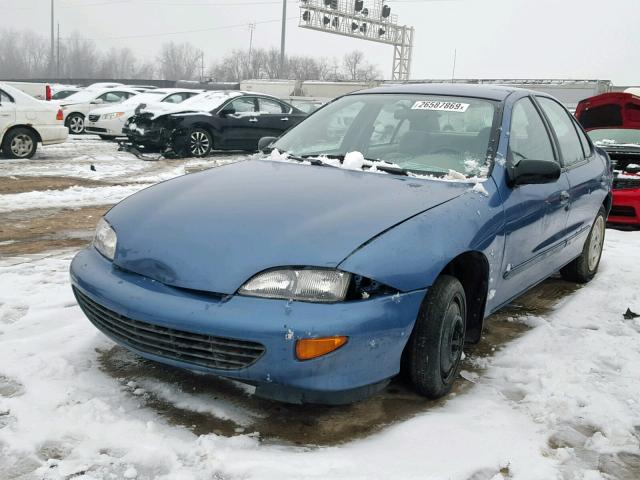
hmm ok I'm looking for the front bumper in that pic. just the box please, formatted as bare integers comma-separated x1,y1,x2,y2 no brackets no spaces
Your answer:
70,247,426,404
609,189,640,225
85,117,127,137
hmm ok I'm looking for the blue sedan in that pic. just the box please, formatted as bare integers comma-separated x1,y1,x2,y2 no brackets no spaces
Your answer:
71,84,612,404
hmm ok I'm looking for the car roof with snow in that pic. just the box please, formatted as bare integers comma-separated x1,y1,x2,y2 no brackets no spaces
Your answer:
353,83,530,101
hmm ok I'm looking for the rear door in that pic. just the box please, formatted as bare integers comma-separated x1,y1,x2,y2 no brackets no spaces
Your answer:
536,96,605,260
216,96,259,149
256,97,297,138
0,89,17,140
496,97,571,304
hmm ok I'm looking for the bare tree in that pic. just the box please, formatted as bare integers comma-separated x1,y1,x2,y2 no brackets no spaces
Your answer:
64,32,100,78
343,50,365,81
157,41,202,81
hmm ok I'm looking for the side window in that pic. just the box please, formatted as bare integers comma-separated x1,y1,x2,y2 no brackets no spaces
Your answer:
99,92,126,103
573,118,592,157
537,97,584,166
258,98,285,114
0,90,14,103
509,98,555,163
229,97,256,114
163,93,184,104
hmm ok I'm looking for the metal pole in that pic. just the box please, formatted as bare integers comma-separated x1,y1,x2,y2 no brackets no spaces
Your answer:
280,0,286,77
50,0,55,76
56,23,60,78
248,23,255,79
451,48,457,82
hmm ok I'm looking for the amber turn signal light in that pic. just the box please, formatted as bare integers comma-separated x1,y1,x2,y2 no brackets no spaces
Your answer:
56,109,64,121
295,336,348,361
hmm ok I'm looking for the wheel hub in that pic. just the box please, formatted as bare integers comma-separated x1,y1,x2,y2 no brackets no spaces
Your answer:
190,131,210,156
10,134,34,158
588,216,605,271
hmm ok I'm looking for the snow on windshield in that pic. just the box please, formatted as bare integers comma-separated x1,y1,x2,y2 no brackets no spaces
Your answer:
61,89,103,103
122,91,165,105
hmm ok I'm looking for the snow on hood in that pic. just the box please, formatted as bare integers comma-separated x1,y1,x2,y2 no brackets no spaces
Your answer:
137,91,241,119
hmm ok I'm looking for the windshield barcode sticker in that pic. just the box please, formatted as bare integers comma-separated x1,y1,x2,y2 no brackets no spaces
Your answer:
411,101,470,112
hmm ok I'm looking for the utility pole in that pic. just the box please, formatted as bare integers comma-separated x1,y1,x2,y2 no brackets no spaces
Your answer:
279,0,286,77
451,48,457,82
56,23,60,78
248,23,256,79
200,52,205,83
50,0,55,76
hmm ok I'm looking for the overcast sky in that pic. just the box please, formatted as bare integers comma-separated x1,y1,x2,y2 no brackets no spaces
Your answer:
1,0,638,85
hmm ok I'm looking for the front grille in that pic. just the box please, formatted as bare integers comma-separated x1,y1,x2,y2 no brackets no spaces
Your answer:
610,205,636,218
613,178,640,190
88,114,101,122
73,287,265,370
85,127,107,133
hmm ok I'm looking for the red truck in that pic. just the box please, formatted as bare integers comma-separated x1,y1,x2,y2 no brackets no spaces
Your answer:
576,92,640,226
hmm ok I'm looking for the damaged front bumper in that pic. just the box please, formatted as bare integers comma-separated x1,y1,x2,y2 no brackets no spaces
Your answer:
70,247,426,404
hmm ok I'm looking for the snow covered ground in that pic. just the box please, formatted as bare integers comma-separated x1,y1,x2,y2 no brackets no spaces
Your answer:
1,137,639,480
0,231,638,480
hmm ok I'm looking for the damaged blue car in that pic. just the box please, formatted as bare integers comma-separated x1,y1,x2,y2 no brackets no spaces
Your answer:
71,84,611,404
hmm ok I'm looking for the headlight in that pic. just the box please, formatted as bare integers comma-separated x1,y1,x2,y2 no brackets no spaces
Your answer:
238,269,351,303
102,112,125,120
94,218,117,261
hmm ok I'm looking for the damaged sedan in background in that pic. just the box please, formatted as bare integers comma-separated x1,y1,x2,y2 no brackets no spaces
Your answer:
122,90,307,157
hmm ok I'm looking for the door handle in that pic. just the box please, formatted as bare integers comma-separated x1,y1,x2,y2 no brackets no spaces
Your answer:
249,117,258,123
0,114,10,117
281,117,289,121
560,191,570,209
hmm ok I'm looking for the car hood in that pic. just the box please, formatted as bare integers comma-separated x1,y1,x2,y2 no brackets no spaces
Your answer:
106,160,468,294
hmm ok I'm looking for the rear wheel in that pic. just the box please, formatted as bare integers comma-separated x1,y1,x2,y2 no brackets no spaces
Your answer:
1,128,38,159
560,207,606,283
187,128,212,157
66,113,85,134
406,274,466,399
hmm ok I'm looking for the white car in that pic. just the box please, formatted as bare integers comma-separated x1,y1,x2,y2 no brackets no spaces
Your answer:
59,87,140,134
85,89,201,139
0,83,68,159
50,84,81,101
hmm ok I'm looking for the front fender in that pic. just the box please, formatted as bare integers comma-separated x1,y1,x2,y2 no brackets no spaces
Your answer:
339,178,505,302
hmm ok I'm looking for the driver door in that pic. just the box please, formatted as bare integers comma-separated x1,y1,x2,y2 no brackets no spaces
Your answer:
495,97,571,304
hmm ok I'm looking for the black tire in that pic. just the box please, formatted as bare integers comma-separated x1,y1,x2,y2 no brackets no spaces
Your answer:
560,206,606,283
66,113,85,134
1,128,38,159
406,274,467,399
186,128,212,157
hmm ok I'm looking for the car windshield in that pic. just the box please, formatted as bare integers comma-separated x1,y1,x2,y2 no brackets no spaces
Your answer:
122,91,165,105
272,93,498,177
177,91,238,112
588,128,640,147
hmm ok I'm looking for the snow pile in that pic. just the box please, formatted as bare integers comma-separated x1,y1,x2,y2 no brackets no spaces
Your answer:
0,184,153,213
0,230,639,479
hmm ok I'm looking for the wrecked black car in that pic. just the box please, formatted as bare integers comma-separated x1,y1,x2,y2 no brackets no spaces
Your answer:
122,91,306,157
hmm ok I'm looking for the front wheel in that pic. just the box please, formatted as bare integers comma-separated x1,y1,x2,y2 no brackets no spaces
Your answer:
1,128,38,159
186,128,212,157
560,206,606,283
406,274,467,399
66,113,85,134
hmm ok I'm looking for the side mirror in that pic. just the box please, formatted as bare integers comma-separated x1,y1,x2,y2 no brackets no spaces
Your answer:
219,107,236,117
508,159,561,187
258,136,277,153
91,99,104,105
